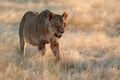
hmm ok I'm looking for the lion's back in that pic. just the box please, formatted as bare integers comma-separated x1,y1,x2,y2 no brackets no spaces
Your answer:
23,11,38,21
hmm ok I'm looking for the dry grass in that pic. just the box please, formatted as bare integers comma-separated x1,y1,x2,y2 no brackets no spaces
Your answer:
0,0,120,80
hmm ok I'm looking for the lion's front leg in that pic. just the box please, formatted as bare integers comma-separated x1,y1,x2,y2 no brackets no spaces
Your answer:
38,42,46,56
50,41,61,63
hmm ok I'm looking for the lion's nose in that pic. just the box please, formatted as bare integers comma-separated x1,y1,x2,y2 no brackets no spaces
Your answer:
59,29,64,33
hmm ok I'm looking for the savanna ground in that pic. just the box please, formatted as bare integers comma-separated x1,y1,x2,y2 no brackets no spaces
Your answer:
0,0,120,80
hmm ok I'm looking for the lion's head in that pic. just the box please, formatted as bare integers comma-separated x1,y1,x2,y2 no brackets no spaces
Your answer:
48,12,68,38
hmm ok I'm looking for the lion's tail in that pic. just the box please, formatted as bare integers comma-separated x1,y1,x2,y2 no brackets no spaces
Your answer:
19,14,26,42
19,14,26,55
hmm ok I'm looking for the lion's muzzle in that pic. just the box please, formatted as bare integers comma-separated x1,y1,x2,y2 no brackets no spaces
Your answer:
59,29,64,33
55,33,59,38
55,33,62,38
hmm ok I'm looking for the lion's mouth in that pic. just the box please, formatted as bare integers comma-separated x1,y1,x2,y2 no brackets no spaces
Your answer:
55,33,62,38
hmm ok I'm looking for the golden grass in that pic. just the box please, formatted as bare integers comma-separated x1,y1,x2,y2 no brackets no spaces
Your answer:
0,0,120,80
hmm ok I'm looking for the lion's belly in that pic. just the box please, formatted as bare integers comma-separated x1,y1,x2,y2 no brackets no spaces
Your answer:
24,32,52,46
24,34,39,46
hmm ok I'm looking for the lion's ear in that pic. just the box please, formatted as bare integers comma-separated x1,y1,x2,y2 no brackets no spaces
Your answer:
62,12,68,20
49,12,55,20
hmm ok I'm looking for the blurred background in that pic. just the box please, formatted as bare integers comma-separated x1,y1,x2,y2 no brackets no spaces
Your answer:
0,0,120,36
0,0,120,80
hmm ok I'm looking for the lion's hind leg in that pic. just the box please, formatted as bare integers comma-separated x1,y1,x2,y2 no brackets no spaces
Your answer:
20,38,26,56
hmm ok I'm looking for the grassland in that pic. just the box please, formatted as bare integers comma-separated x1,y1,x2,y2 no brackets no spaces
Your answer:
0,0,120,80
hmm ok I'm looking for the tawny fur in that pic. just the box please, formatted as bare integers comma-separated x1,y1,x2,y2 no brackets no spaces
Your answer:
19,9,68,62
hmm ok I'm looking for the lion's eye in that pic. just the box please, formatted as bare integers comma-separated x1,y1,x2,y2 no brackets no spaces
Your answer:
56,23,60,28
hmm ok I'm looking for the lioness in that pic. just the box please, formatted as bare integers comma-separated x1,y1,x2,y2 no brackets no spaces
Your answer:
19,10,68,62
